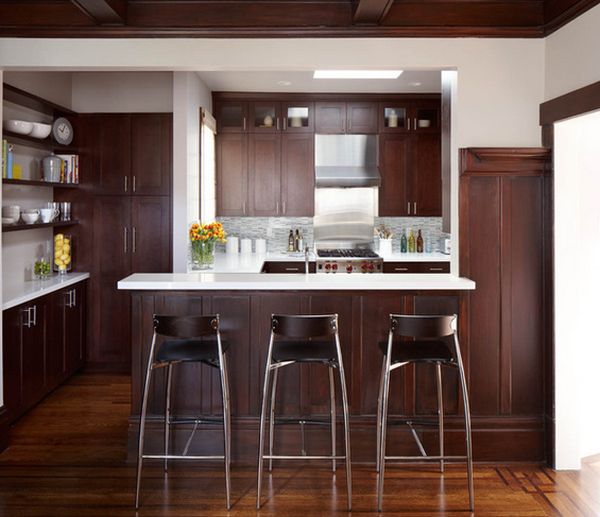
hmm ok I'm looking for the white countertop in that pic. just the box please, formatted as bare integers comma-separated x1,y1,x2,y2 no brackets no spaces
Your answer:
3,272,90,310
193,251,450,274
118,272,474,291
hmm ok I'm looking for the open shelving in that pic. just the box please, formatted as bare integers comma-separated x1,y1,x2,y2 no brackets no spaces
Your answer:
2,220,78,233
2,178,79,188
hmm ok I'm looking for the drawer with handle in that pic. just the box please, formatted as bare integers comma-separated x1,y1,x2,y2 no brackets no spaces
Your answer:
261,261,316,273
383,262,450,274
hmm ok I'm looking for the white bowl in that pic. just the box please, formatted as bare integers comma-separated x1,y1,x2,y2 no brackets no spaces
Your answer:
3,120,33,135
29,122,52,139
2,205,21,220
2,217,16,225
21,213,39,224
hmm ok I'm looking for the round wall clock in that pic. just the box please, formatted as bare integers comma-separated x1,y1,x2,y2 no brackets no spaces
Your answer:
52,117,73,145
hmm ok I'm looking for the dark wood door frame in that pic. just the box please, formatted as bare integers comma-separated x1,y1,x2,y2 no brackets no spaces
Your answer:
538,79,600,468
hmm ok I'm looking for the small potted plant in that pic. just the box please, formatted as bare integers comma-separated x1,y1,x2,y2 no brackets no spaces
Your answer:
189,221,226,270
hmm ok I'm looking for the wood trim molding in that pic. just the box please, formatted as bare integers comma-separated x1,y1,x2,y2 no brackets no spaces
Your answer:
460,148,551,176
544,0,600,35
540,80,600,125
71,0,127,25
213,92,441,102
353,0,394,24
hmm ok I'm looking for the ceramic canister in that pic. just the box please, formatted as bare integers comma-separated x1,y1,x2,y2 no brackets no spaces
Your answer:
42,155,62,182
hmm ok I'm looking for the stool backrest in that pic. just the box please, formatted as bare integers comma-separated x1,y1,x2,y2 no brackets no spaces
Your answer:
390,314,456,339
271,314,338,339
153,314,219,339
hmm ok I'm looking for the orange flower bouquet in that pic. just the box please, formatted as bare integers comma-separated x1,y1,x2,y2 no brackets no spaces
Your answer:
189,221,226,270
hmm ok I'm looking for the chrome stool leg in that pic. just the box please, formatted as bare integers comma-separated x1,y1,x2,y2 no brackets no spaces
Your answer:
335,332,352,511
328,366,337,473
257,336,274,510
377,350,392,512
269,368,279,472
376,356,386,473
135,344,155,509
436,362,444,474
457,354,474,511
219,351,232,510
164,363,173,472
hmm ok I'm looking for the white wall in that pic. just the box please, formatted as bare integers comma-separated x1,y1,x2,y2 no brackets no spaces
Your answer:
72,72,173,112
554,109,600,469
545,4,600,101
0,38,545,148
172,72,212,272
3,71,73,108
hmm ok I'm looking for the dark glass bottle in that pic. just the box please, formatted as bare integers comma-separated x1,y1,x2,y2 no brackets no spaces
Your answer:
416,229,424,253
400,229,408,253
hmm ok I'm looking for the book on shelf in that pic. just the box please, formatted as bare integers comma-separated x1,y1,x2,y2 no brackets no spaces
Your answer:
2,139,6,178
55,154,79,184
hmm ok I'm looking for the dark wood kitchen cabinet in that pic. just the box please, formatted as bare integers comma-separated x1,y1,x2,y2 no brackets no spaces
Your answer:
92,113,172,196
315,101,377,134
217,133,248,216
379,129,442,216
248,133,281,215
2,280,87,425
281,133,314,216
131,196,171,273
215,100,249,133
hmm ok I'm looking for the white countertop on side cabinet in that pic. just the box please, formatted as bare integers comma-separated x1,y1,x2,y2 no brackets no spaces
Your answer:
2,272,90,311
193,251,450,274
118,272,474,291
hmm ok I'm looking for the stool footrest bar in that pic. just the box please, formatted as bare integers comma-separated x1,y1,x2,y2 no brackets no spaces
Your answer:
384,455,468,461
142,454,225,460
263,455,346,460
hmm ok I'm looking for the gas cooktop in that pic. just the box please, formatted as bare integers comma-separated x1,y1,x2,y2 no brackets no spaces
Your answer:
316,248,380,259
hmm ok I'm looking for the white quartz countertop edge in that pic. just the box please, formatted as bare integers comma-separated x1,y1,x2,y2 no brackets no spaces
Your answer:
118,273,475,291
3,272,91,310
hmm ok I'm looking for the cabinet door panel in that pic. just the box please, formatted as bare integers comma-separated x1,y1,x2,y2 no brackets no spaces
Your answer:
379,134,410,216
281,133,314,216
21,301,46,412
217,133,248,216
46,291,66,390
97,114,131,195
2,307,23,422
66,283,86,376
131,114,172,196
131,196,171,273
248,133,281,216
93,197,131,278
412,133,442,216
347,102,378,134
315,102,346,134
215,101,248,133
250,102,282,133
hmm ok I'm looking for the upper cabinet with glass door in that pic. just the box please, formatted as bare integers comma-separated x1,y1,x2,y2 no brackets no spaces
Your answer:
379,102,410,132
215,101,249,133
411,100,440,133
282,102,314,133
250,102,282,132
379,100,440,133
249,101,314,133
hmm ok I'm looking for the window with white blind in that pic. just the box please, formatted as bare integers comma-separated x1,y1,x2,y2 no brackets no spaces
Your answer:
200,108,217,223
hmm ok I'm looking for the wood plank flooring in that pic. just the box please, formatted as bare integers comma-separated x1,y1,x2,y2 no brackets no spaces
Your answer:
0,373,599,516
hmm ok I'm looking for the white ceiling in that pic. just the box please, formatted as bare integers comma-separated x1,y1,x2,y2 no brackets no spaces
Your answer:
196,70,441,93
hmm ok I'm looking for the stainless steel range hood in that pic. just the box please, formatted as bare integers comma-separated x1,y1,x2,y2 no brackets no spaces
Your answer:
315,134,381,188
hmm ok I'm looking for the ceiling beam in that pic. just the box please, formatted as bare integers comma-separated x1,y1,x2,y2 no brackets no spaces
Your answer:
71,0,127,25
353,0,394,24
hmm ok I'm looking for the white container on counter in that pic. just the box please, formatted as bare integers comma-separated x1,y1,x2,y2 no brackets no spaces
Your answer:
240,238,252,254
255,238,267,254
379,238,393,257
226,236,239,254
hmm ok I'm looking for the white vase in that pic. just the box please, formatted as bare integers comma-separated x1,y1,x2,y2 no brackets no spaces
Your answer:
379,238,393,257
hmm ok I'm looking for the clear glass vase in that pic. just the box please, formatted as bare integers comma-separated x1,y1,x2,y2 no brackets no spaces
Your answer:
190,240,215,270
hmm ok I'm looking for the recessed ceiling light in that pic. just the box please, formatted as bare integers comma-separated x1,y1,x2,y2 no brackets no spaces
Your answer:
408,81,422,87
313,70,403,80
277,80,292,86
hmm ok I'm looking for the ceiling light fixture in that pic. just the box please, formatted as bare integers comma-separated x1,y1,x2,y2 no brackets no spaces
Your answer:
313,70,403,79
277,80,292,86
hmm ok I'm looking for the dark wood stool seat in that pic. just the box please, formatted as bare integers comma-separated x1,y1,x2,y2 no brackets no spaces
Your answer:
135,314,231,510
376,314,474,512
156,339,230,366
272,340,337,364
257,314,352,511
378,340,454,364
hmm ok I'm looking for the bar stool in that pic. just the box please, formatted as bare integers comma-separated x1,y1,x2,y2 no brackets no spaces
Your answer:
257,314,352,510
376,314,474,512
135,314,231,509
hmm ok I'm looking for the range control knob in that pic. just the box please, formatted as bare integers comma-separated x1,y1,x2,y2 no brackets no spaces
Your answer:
332,263,338,271
368,262,374,271
325,263,331,271
346,264,353,273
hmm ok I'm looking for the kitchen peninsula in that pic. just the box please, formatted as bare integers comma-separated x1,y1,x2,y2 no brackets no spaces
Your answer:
119,269,479,462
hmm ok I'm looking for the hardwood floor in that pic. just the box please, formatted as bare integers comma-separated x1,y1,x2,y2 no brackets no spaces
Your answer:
0,373,599,516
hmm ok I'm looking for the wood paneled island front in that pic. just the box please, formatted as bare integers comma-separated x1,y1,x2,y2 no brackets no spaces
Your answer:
119,272,542,464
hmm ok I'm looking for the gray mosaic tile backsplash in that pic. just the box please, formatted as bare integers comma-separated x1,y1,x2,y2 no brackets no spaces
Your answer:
217,216,446,253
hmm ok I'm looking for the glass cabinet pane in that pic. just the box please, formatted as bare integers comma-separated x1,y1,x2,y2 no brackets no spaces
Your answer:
219,104,245,129
383,106,407,130
253,105,277,129
286,106,310,129
415,107,439,130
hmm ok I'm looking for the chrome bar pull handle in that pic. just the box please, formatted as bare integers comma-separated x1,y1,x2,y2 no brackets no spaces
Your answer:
276,118,280,131
133,175,136,193
72,289,77,308
32,305,37,326
132,227,137,253
282,201,286,215
413,202,417,214
22,308,32,328
407,118,411,131
243,117,246,131
242,201,247,215
66,290,72,308
276,202,280,215
283,117,287,131
124,175,128,193
407,202,411,215
124,227,128,254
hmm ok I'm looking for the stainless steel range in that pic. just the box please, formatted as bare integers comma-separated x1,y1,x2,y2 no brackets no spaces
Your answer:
316,248,383,274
